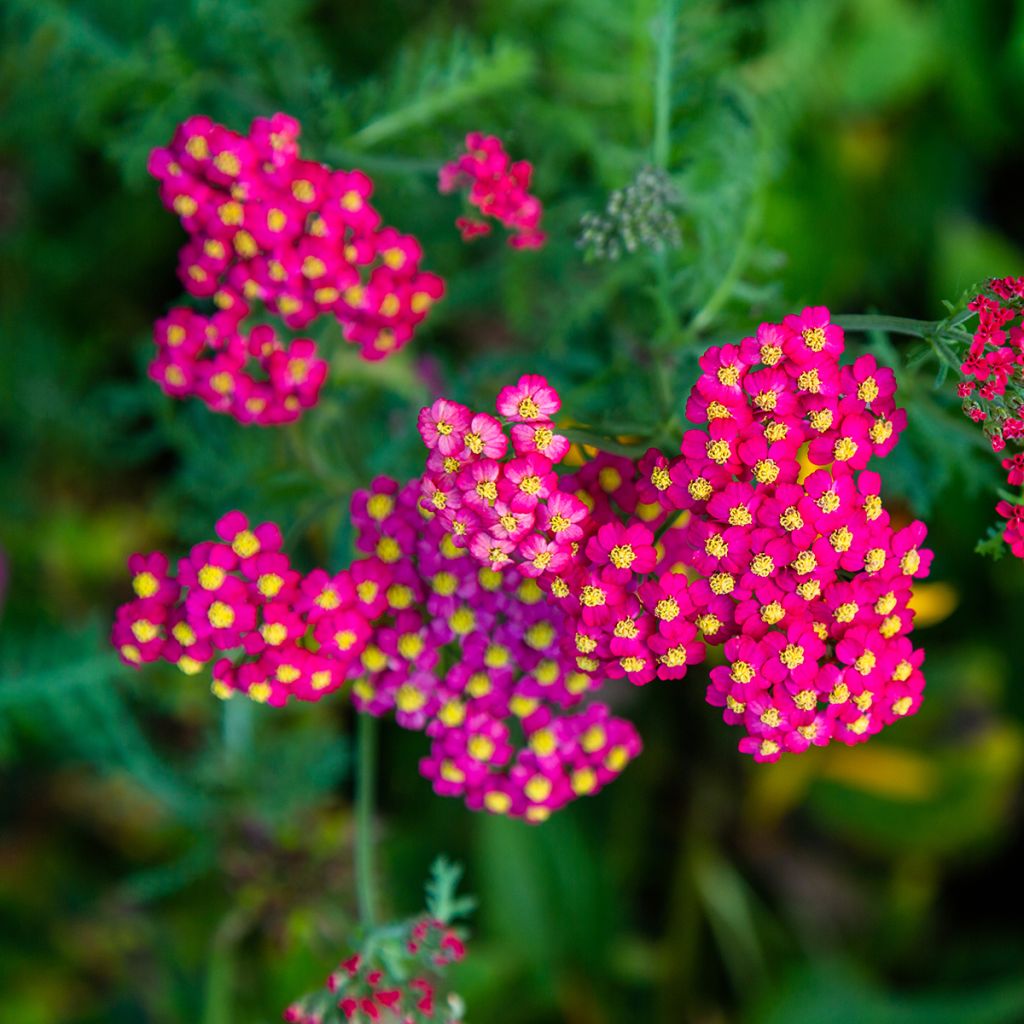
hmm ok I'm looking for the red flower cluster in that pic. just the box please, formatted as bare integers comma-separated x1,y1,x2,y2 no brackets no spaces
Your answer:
955,277,1024,556
150,306,327,425
439,133,546,249
111,511,374,705
284,918,466,1024
416,308,933,761
149,113,444,371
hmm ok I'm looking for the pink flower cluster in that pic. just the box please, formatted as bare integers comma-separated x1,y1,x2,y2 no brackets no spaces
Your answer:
347,476,641,823
149,112,444,375
284,918,466,1024
417,308,933,762
954,277,1024,556
439,133,546,249
150,305,327,424
112,511,374,705
113,484,641,822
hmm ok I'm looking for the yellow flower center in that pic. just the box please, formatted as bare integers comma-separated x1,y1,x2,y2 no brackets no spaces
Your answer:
132,572,159,598
518,397,541,419
834,437,858,462
710,572,735,595
651,466,671,491
857,377,879,403
707,439,732,465
793,689,817,710
731,660,755,683
779,643,805,669
688,477,713,501
609,544,636,569
802,326,827,351
208,601,235,629
797,369,822,393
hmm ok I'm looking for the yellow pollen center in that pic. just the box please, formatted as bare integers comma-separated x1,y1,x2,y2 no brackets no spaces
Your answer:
797,369,822,393
858,377,880,402
794,689,817,710
710,572,735,594
780,506,804,531
518,397,541,419
133,572,159,598
731,660,755,683
728,505,753,526
834,437,858,461
468,736,495,762
705,534,729,558
198,565,225,590
802,326,827,351
707,439,732,465
779,644,805,669
208,601,235,629
688,477,713,501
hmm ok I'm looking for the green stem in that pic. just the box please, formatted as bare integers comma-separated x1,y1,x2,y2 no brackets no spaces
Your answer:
688,156,765,337
652,0,676,172
355,712,379,928
222,694,253,775
832,313,939,338
833,313,965,375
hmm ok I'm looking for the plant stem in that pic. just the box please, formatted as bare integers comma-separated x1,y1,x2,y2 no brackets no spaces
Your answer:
222,694,253,775
355,712,379,928
832,313,939,338
652,0,675,173
833,313,965,375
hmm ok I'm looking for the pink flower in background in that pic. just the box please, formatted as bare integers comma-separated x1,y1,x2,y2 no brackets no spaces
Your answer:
439,133,546,249
148,112,445,424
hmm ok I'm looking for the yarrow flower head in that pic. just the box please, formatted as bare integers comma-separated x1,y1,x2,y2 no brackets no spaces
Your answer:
952,277,1024,557
415,306,932,764
112,510,369,705
150,308,328,424
284,911,468,1024
149,113,443,405
112,479,642,822
439,133,546,249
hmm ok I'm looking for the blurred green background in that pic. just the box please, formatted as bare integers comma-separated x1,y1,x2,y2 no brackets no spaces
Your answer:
3,1,1024,1021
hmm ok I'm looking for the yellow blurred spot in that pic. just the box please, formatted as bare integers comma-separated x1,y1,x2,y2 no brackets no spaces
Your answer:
819,745,938,801
908,582,958,628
